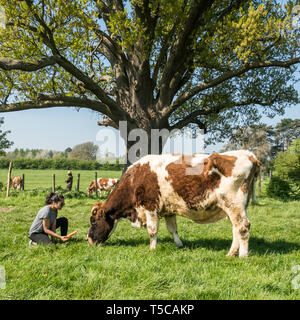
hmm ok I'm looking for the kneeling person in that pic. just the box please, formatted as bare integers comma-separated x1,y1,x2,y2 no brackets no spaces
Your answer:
28,193,69,245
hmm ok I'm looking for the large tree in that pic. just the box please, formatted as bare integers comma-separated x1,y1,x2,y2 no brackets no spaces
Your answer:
0,0,299,169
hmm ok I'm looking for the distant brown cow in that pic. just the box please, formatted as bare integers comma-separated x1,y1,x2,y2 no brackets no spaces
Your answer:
10,177,23,190
87,178,119,196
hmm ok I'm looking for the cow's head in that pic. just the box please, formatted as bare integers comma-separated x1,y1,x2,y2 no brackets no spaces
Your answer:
87,202,116,245
87,182,95,195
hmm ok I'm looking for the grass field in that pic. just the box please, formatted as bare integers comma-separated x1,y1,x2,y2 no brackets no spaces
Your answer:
0,169,299,300
0,169,122,193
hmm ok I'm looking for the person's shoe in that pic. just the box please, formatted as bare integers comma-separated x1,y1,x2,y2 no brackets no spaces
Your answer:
29,240,37,247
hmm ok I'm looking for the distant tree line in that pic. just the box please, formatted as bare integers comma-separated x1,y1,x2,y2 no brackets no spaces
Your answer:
5,148,69,159
4,141,100,161
0,158,123,171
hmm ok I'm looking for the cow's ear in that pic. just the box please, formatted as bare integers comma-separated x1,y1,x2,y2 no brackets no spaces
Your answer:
91,208,98,216
203,158,213,175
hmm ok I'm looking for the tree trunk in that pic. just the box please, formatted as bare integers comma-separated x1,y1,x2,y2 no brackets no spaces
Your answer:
121,128,166,176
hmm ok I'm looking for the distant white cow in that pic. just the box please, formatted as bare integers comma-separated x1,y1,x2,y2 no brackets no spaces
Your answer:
87,178,119,196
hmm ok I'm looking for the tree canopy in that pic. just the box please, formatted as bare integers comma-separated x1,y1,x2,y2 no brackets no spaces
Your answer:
0,116,13,154
273,118,300,152
68,141,98,160
222,123,273,167
222,118,300,167
0,0,299,149
274,138,300,182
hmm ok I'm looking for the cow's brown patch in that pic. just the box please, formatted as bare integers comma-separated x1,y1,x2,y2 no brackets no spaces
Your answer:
166,161,219,210
166,153,237,209
11,176,23,189
208,153,237,177
100,162,161,220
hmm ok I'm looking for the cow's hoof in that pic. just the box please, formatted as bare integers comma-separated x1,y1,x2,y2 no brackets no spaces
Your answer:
238,253,249,258
226,251,238,257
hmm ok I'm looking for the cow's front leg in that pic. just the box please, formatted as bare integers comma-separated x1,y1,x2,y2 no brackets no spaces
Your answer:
165,215,183,248
145,210,160,250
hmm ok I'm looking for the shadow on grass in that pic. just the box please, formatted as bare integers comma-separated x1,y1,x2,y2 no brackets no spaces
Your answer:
103,236,300,256
181,237,300,256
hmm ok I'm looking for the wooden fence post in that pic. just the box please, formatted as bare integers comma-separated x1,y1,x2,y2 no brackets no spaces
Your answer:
52,174,55,193
6,161,13,198
95,172,98,197
22,174,25,191
77,173,80,192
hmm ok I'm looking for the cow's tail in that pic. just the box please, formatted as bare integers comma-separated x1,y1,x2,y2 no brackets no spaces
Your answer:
250,157,261,205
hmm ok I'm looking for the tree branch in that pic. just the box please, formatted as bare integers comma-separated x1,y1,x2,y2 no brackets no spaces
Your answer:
97,116,119,129
164,57,300,118
158,0,215,106
19,0,124,118
169,95,289,131
0,94,114,118
0,56,58,72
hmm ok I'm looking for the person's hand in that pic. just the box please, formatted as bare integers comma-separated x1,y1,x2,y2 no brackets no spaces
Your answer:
60,236,69,242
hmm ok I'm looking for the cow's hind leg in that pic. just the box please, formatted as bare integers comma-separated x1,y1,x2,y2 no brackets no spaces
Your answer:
165,215,183,248
145,210,160,250
226,208,251,258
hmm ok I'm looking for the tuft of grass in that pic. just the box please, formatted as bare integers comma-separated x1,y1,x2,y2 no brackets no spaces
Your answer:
0,173,299,300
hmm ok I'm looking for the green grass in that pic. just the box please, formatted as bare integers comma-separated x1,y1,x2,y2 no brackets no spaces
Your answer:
0,174,299,300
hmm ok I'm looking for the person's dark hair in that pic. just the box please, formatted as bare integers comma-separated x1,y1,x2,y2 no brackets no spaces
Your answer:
45,192,65,205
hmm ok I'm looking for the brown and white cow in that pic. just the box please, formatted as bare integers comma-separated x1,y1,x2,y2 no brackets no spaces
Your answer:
87,151,260,257
10,177,23,190
87,178,119,196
